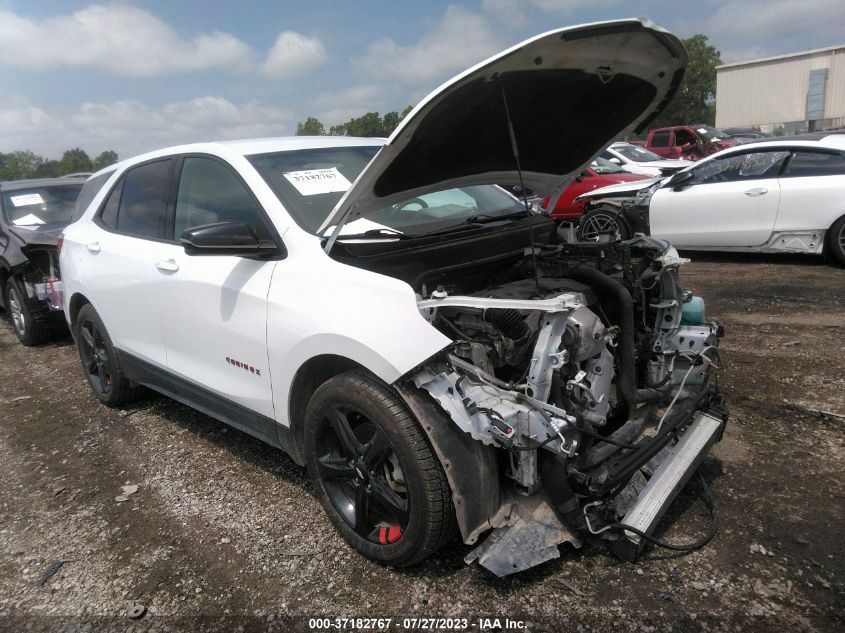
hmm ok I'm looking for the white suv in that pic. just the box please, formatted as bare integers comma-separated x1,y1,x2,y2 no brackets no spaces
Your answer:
61,20,727,574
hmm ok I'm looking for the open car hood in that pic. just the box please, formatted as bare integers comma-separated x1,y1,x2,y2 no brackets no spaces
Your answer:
319,18,686,235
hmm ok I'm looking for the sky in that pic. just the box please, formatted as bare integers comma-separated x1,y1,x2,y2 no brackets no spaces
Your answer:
2,0,844,159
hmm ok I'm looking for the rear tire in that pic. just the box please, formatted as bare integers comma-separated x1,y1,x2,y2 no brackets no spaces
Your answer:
578,207,631,241
303,370,454,567
4,277,50,346
826,216,845,265
74,304,142,407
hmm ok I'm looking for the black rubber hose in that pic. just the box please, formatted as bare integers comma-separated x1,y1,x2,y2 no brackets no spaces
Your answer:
565,267,636,412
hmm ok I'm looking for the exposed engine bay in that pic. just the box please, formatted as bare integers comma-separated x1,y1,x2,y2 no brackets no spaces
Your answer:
401,235,727,575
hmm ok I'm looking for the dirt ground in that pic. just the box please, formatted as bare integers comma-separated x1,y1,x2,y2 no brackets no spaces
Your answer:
0,252,843,632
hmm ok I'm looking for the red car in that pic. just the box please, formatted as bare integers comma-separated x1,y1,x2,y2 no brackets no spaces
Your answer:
543,157,650,220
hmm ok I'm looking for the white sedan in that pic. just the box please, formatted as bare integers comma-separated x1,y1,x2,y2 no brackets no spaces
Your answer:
578,134,845,264
600,142,691,176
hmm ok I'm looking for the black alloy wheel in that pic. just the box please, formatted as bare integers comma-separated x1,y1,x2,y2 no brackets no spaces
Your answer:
77,317,113,398
73,304,141,407
304,370,454,567
828,215,845,265
316,405,410,541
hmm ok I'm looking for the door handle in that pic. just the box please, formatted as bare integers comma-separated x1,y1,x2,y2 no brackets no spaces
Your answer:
86,241,101,253
744,188,768,196
155,259,179,272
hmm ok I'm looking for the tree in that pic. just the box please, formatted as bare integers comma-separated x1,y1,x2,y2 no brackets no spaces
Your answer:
296,117,326,136
325,107,413,138
58,148,93,174
651,34,722,127
0,150,44,180
93,150,119,170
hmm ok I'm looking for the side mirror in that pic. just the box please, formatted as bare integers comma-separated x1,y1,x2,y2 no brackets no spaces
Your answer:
668,170,695,190
608,157,622,165
180,221,281,258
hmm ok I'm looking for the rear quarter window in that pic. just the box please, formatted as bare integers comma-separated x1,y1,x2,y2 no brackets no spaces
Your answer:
70,171,114,223
783,151,845,177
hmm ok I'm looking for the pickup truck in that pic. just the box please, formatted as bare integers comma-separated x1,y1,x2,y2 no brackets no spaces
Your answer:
636,124,735,160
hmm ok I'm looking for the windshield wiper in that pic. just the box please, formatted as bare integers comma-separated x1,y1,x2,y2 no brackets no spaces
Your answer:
416,210,532,238
464,210,531,224
335,228,412,240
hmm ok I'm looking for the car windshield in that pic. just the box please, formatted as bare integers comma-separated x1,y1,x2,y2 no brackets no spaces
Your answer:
248,147,523,236
590,156,627,174
1,184,83,226
694,125,726,142
613,144,663,162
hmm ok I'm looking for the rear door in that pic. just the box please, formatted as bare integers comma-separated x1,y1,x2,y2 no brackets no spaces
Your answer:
153,155,281,422
76,158,176,366
776,150,845,233
650,149,789,247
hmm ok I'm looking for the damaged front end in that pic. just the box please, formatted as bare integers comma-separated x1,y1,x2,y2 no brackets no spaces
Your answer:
14,244,65,313
403,237,727,575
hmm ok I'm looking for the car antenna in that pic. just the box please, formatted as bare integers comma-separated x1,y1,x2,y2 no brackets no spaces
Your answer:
498,77,542,298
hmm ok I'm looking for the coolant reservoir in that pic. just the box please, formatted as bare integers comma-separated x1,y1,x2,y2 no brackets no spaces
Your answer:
681,296,706,325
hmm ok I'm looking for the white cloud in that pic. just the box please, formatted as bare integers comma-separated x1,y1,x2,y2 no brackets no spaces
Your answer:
0,97,295,158
482,0,618,26
261,31,329,78
310,85,389,127
0,4,257,76
699,0,845,58
353,5,503,85
703,0,845,41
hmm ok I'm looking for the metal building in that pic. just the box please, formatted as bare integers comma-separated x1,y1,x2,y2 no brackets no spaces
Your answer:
716,44,845,134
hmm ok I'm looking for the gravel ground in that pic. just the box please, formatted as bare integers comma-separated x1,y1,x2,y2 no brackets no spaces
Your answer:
0,252,843,632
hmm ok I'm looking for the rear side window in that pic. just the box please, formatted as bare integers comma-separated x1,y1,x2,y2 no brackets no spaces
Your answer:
174,157,263,238
651,131,671,147
112,160,172,239
783,151,845,177
70,171,113,223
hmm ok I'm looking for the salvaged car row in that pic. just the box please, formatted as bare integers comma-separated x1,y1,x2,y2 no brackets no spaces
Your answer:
0,17,835,577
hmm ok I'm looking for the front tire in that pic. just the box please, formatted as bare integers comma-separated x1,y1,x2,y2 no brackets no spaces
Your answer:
827,216,845,265
303,370,454,567
578,207,631,241
4,277,49,346
74,304,141,407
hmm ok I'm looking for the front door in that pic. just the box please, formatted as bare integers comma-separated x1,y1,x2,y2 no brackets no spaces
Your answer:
155,155,280,423
650,150,789,247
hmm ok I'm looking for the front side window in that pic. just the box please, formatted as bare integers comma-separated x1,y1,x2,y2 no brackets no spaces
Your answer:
175,157,264,238
110,160,172,239
674,129,696,146
1,184,83,226
692,151,789,185
783,151,845,177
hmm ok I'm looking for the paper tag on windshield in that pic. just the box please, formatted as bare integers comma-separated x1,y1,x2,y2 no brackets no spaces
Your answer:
10,193,44,207
283,168,351,196
697,128,709,134
13,213,45,226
